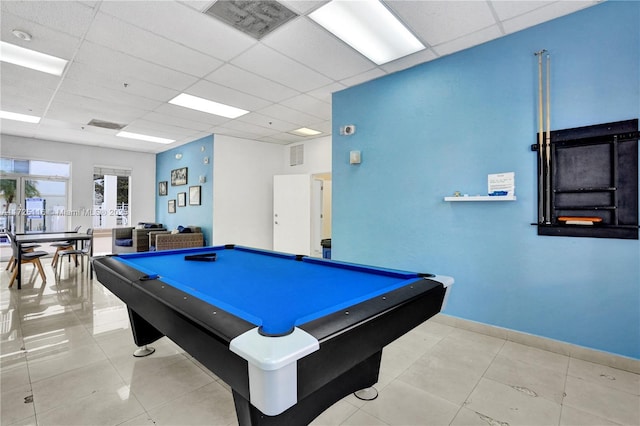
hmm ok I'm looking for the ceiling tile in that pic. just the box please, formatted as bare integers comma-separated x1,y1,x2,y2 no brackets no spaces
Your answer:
58,78,162,112
153,103,231,128
236,113,299,134
380,49,439,74
0,12,83,60
389,1,497,47
262,17,377,80
490,1,554,21
280,94,331,121
98,1,256,61
183,79,273,112
432,25,504,57
306,82,346,103
256,103,326,128
258,131,308,145
64,61,178,103
121,118,202,140
279,1,327,15
218,120,281,138
231,44,333,93
205,64,300,103
141,111,216,132
500,1,601,35
85,12,223,77
72,41,198,93
1,63,61,110
339,68,387,88
0,1,97,38
48,91,149,124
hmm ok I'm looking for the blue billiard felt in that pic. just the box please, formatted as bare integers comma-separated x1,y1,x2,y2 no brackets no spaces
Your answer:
116,246,420,335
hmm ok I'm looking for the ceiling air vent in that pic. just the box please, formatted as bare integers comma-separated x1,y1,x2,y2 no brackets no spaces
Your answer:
204,1,298,40
87,119,126,130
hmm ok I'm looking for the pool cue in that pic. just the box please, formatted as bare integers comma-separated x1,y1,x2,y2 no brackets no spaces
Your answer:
535,50,546,223
545,53,552,223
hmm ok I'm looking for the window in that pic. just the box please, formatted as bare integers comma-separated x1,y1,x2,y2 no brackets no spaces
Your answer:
0,158,70,233
93,166,131,229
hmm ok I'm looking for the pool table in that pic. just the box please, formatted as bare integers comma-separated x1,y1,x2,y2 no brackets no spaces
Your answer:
93,245,453,425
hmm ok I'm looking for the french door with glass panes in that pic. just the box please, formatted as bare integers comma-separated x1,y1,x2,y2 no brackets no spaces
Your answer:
0,176,69,233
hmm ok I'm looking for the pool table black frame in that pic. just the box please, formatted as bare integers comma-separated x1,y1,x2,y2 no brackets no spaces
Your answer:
93,246,448,426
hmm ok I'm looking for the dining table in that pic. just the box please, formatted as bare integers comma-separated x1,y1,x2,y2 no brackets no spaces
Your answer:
9,231,92,289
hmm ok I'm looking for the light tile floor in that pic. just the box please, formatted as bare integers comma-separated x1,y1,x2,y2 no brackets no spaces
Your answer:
1,257,639,426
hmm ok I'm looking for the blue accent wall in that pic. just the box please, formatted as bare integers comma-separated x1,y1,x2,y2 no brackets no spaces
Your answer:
332,2,639,359
156,135,213,244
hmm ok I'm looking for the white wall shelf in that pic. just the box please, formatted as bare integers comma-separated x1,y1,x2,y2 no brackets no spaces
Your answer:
444,195,517,202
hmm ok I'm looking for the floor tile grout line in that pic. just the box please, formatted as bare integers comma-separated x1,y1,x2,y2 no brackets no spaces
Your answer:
447,337,508,425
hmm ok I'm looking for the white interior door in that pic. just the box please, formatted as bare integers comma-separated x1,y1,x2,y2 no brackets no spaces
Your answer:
273,174,310,255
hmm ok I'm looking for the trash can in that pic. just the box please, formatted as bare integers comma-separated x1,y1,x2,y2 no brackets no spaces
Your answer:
321,238,331,259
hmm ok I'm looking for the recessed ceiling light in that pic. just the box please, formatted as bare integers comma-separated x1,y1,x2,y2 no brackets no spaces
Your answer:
290,127,322,136
0,110,41,124
169,93,249,119
309,0,425,65
0,41,68,76
116,131,175,144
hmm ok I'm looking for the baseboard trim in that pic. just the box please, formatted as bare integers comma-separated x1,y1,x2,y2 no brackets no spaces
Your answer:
432,313,640,374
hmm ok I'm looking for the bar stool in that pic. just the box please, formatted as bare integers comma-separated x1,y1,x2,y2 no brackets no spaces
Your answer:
8,250,49,288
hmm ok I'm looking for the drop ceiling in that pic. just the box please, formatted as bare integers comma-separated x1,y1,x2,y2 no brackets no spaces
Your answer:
0,0,601,153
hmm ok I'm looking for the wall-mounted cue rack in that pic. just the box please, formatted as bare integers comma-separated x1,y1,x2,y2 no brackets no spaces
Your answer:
531,119,639,240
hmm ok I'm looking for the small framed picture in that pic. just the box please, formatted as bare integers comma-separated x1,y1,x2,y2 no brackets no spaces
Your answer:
168,199,176,213
189,185,201,206
171,167,188,186
158,181,168,196
177,192,186,207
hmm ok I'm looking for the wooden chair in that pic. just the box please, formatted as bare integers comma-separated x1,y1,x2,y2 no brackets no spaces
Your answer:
8,250,48,288
5,243,42,272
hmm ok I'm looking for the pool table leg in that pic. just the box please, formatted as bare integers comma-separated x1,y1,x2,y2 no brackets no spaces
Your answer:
128,308,164,356
232,350,382,426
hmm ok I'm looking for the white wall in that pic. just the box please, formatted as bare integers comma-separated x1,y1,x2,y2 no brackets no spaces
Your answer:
281,136,331,175
212,135,284,249
212,135,332,250
1,135,156,230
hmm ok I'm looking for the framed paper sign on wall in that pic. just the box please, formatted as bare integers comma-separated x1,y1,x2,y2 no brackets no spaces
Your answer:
189,186,201,206
158,181,168,196
177,192,186,207
168,199,176,213
171,167,188,186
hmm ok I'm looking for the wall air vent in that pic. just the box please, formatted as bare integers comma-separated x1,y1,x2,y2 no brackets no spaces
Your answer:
204,1,298,40
290,144,303,166
87,119,126,130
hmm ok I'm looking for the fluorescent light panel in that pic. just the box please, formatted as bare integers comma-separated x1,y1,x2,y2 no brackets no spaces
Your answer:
0,110,41,123
116,131,175,144
169,93,249,119
291,127,322,136
0,41,68,76
309,0,425,65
